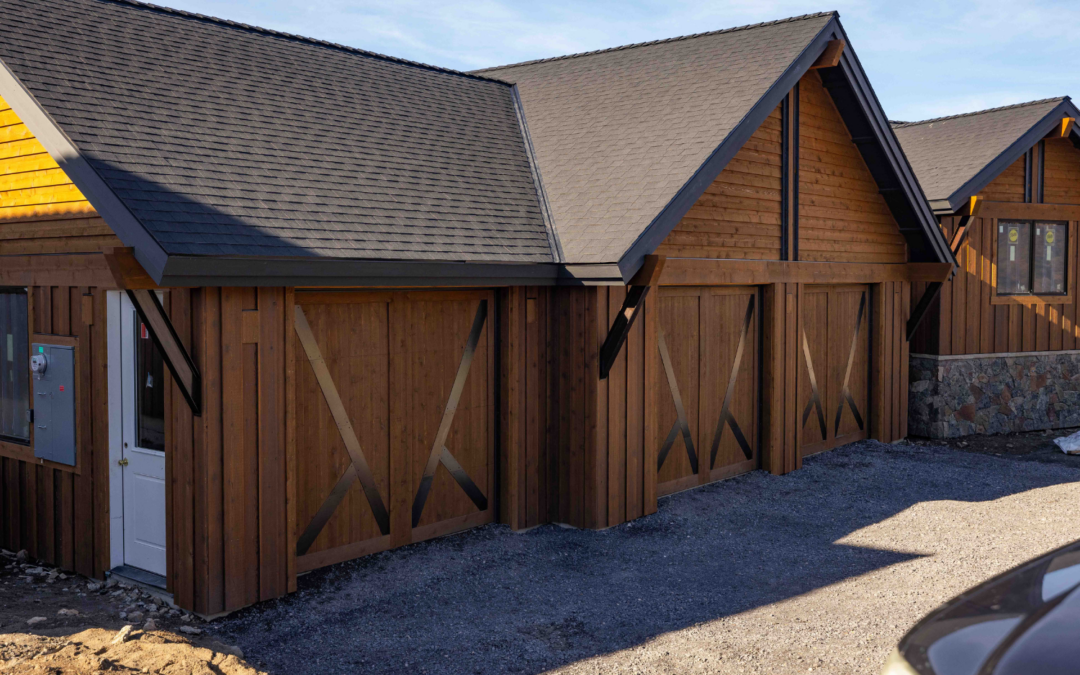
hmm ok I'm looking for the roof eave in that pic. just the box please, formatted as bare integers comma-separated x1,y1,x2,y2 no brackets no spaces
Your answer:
0,57,171,281
156,255,624,288
941,98,1080,213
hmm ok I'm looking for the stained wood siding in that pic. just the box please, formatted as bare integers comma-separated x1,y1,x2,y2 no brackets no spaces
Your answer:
873,281,910,444
656,105,784,260
166,287,289,615
911,216,1080,356
978,155,1026,202
0,286,111,581
1042,138,1080,204
798,73,906,263
0,96,120,254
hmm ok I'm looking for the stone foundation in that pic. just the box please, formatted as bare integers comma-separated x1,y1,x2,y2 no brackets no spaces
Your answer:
909,351,1080,438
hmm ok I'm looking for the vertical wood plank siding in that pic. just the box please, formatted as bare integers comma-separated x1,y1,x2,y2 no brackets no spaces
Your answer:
167,287,288,615
0,285,110,581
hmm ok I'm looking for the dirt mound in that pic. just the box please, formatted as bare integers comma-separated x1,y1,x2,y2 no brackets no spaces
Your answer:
0,627,265,674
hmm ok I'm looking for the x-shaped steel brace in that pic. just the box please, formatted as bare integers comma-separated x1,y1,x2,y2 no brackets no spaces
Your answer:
294,305,391,556
833,292,866,435
801,329,828,442
709,295,755,467
656,326,700,474
411,300,490,528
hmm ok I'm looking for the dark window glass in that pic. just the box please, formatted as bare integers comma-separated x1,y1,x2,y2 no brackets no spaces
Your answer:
997,222,1031,295
0,289,29,443
1033,222,1068,295
135,315,166,451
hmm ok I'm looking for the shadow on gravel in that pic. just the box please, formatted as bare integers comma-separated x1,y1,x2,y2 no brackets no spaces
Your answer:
211,441,1080,675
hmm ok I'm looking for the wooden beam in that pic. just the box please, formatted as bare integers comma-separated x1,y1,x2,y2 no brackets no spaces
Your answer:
978,201,1080,221
598,255,665,379
1046,117,1076,139
809,39,845,69
127,288,202,415
659,259,951,286
949,214,974,255
906,281,943,342
102,247,159,289
0,253,115,287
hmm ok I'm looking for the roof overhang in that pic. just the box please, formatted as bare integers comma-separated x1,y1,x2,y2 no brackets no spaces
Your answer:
936,98,1080,215
615,14,955,280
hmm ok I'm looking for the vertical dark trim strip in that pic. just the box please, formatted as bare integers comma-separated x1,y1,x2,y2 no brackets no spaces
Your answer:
780,93,790,261
1024,148,1033,203
1038,140,1046,204
792,81,801,262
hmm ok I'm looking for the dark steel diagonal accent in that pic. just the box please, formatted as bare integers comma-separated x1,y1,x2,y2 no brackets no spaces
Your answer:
834,292,867,435
709,295,755,467
412,300,489,528
800,330,828,442
656,327,699,473
294,305,390,556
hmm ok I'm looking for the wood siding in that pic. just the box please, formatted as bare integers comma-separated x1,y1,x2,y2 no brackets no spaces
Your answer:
657,105,784,260
1042,138,1080,204
798,73,907,263
979,155,1027,203
912,216,1080,356
0,286,112,581
0,96,120,255
166,288,289,615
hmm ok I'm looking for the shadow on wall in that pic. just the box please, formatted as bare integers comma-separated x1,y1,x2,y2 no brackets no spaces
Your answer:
210,441,1080,675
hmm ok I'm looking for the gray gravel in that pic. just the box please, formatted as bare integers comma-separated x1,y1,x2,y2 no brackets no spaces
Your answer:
212,441,1080,675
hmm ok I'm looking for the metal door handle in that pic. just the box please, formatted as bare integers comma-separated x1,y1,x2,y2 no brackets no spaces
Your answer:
118,458,129,467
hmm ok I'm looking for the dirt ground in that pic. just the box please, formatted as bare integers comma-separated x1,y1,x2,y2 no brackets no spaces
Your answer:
3,432,1079,674
0,549,260,674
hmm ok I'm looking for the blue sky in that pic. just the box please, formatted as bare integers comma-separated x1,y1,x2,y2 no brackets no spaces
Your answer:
155,0,1078,122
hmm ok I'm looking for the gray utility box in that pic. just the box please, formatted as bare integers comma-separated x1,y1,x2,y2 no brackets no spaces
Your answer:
31,343,76,466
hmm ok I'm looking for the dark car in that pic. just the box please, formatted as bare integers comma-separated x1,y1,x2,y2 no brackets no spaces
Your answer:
883,539,1080,675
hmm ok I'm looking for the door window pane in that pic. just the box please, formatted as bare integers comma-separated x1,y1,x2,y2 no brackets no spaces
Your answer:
135,314,166,451
1033,222,1068,295
0,289,29,443
997,222,1031,294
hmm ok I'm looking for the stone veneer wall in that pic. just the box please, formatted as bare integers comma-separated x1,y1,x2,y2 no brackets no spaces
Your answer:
909,351,1080,438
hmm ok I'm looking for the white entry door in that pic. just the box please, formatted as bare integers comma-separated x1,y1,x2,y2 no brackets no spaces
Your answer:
120,294,167,576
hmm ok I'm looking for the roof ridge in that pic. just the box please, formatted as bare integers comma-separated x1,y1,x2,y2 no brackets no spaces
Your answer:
891,97,1070,129
472,11,837,73
98,0,505,83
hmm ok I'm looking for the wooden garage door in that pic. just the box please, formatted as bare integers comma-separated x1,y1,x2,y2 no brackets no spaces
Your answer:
292,290,496,572
654,286,760,496
798,284,869,457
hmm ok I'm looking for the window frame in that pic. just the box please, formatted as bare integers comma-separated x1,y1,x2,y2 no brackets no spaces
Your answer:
991,219,1077,306
0,287,31,446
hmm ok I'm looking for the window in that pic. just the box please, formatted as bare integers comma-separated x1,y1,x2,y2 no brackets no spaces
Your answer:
996,221,1068,296
135,314,166,451
0,288,30,443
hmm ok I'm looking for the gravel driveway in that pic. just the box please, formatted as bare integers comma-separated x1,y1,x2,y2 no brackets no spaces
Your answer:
212,441,1080,675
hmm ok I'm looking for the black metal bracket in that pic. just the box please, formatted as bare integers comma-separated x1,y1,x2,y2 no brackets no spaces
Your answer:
905,281,944,342
126,289,202,416
599,255,665,380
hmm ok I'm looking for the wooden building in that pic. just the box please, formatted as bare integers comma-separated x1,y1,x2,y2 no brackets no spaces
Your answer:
894,98,1080,437
0,1,951,615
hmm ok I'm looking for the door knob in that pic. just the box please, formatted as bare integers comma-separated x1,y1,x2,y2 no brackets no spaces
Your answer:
118,458,129,467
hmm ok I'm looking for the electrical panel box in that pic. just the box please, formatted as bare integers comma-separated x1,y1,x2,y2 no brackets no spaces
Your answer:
31,343,76,466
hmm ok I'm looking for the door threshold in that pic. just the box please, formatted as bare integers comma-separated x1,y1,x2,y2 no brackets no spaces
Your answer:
108,565,173,606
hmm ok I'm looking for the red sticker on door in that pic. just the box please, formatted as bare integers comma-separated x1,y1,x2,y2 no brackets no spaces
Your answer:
59,385,64,392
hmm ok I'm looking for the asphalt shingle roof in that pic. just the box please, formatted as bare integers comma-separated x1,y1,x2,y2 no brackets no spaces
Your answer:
0,0,554,262
892,98,1066,204
477,13,835,265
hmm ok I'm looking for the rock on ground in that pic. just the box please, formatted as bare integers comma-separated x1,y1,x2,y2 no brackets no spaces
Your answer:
0,628,264,675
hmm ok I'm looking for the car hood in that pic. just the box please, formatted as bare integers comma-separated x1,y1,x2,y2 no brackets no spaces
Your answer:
899,539,1080,675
